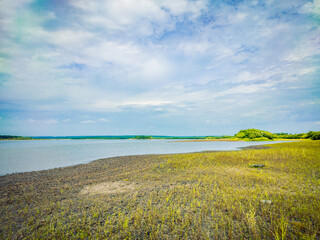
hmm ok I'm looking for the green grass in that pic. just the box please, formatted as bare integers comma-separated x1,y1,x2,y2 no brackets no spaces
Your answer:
0,141,319,239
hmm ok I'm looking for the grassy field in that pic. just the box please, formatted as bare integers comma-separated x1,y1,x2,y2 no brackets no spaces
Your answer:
0,141,319,239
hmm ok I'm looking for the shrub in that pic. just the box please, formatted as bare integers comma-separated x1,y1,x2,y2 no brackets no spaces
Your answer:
235,129,274,140
307,131,320,140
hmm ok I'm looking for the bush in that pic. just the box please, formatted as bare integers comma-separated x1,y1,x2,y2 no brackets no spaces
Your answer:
307,131,320,140
235,129,274,140
273,133,307,139
132,136,153,140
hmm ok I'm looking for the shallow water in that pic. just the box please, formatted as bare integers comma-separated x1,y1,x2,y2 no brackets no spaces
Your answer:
0,139,282,175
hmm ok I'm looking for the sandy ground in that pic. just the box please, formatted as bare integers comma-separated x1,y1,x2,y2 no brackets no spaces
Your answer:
80,181,137,195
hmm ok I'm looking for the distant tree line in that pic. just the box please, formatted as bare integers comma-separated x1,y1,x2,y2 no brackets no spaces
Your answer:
0,135,33,140
132,135,153,140
1,131,319,141
205,135,232,139
234,129,320,140
305,131,320,140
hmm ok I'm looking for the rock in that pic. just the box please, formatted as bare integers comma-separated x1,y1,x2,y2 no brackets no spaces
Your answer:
250,164,265,168
260,200,272,204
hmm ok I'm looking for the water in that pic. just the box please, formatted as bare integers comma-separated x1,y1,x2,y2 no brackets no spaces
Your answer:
0,139,281,175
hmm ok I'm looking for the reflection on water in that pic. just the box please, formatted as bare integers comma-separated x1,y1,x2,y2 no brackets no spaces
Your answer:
0,139,281,175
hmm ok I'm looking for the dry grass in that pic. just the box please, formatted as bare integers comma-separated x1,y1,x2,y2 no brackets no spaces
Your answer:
0,141,319,239
80,181,138,195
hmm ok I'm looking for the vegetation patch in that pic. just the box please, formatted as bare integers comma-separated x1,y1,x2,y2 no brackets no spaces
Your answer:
235,128,274,140
80,181,137,195
0,135,33,140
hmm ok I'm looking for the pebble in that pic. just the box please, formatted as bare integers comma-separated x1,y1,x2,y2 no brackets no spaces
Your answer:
260,200,272,204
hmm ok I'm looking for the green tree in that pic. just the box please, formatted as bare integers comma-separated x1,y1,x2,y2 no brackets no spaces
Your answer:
235,129,274,140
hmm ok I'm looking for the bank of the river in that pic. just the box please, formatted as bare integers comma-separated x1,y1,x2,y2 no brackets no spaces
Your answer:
0,139,286,175
0,141,319,239
174,138,299,142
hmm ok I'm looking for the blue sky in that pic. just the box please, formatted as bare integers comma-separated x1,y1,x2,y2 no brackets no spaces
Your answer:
0,0,319,136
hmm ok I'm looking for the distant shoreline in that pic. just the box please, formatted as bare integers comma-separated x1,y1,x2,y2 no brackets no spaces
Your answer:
2,128,319,141
1,141,275,177
0,140,289,176
174,138,299,142
0,137,302,141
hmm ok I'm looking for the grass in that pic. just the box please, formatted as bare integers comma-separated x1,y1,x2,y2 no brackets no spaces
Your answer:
0,141,319,239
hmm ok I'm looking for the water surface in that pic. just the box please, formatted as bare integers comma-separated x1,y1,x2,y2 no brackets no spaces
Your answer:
0,139,281,175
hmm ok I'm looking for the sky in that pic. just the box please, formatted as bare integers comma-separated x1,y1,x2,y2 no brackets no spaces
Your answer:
0,0,319,136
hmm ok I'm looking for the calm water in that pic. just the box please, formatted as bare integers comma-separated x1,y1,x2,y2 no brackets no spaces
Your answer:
0,139,280,175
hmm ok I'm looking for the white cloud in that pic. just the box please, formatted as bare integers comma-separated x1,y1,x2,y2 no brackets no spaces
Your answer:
83,41,141,67
71,0,206,37
45,119,58,124
178,40,211,56
44,30,94,50
28,119,35,123
97,118,109,122
71,0,169,36
299,1,320,15
63,119,71,122
234,71,257,83
0,0,34,31
160,0,207,17
139,58,172,80
215,81,279,98
121,100,173,107
81,120,96,124
282,32,320,63
81,119,109,123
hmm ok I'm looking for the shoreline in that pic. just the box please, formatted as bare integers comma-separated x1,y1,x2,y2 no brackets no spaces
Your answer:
1,142,276,190
173,138,299,142
0,141,286,177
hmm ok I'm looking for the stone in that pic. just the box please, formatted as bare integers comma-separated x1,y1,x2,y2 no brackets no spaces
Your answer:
250,164,265,168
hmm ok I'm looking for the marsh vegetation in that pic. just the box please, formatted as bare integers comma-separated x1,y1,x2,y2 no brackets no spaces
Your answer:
0,141,319,239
